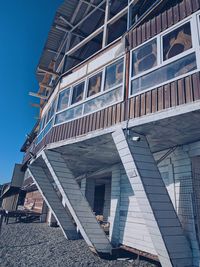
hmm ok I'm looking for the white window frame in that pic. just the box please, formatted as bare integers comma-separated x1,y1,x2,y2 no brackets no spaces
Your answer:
129,12,200,98
54,56,125,126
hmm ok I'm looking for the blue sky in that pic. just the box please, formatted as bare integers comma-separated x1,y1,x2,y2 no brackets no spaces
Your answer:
0,0,62,184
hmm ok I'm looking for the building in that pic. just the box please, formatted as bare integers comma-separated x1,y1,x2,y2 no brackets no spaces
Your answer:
20,0,200,266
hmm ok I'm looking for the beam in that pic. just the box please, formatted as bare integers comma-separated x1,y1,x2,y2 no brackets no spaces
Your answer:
37,67,60,77
80,0,105,12
39,83,53,90
29,92,48,100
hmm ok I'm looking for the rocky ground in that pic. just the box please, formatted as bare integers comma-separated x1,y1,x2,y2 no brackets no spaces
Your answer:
0,221,159,267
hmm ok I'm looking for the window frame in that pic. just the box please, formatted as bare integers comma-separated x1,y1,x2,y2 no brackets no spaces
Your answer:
54,56,125,126
129,15,199,98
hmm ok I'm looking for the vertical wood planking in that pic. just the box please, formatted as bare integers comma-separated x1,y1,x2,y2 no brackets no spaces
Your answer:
177,79,186,105
192,72,200,101
185,75,194,103
170,81,178,107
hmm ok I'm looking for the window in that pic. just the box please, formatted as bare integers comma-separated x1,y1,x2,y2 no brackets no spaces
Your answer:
55,104,83,125
71,82,85,104
163,22,192,61
130,19,198,96
131,53,197,94
84,87,122,114
57,89,70,112
104,58,124,90
54,58,124,125
132,39,157,76
87,72,102,97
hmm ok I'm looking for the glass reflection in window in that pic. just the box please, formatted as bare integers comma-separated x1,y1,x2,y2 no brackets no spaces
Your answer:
87,72,102,97
132,39,157,76
131,52,196,94
55,105,83,124
84,87,122,114
104,59,123,90
57,89,70,111
71,82,85,104
163,22,192,61
47,99,56,122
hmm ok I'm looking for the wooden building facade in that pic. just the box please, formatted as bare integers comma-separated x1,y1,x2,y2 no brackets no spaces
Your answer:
20,1,200,266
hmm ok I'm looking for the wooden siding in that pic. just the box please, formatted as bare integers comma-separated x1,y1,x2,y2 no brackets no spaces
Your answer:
23,71,200,165
24,190,44,213
127,0,200,50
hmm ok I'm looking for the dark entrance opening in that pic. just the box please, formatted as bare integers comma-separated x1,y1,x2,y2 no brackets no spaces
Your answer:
93,184,105,215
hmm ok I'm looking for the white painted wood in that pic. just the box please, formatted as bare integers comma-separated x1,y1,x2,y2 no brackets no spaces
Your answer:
28,165,78,240
42,150,112,254
112,129,192,267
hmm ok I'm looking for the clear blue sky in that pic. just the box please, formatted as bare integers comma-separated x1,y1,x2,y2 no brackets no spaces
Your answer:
0,0,63,184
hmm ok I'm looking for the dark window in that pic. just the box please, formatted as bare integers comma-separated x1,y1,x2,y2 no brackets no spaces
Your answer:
163,22,192,61
71,82,85,104
132,39,157,76
57,89,70,112
131,52,196,94
104,59,124,90
87,72,102,97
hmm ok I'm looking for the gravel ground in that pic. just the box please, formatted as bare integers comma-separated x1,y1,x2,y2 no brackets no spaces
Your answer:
0,221,159,267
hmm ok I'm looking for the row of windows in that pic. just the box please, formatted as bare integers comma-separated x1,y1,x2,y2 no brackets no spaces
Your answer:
37,14,200,144
37,58,124,143
130,17,198,95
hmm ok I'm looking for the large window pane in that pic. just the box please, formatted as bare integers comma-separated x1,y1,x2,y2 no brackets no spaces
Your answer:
55,105,83,124
163,22,192,61
87,72,102,97
104,59,124,90
57,89,70,112
47,99,56,122
131,53,196,94
71,82,85,104
84,87,122,115
132,39,157,76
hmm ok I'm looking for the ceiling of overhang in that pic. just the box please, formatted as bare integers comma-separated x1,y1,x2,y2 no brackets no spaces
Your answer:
36,0,128,83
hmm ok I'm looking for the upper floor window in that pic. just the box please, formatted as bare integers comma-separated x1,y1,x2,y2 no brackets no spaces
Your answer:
57,89,70,112
163,22,192,61
87,72,102,97
130,20,197,96
55,57,124,126
71,82,85,104
132,39,157,76
105,59,123,90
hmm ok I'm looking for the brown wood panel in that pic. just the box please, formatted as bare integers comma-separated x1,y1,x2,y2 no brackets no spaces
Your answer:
185,75,194,103
95,111,101,130
141,93,146,116
85,115,90,133
151,88,158,113
150,17,157,36
112,104,117,124
129,97,135,119
167,8,173,27
170,81,178,107
156,14,162,34
146,91,152,114
164,84,171,109
177,79,186,105
136,26,142,46
107,106,113,127
192,0,200,12
173,4,180,24
100,109,105,128
146,20,151,39
120,102,126,122
179,1,187,20
132,29,137,48
185,0,193,16
141,23,146,43
192,72,200,101
135,95,141,117
158,86,164,111
116,103,121,123
161,11,168,31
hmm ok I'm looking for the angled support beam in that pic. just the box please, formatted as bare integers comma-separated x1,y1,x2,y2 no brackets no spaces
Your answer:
80,0,105,12
37,67,60,77
42,150,112,254
29,92,48,100
28,165,78,240
112,129,192,267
